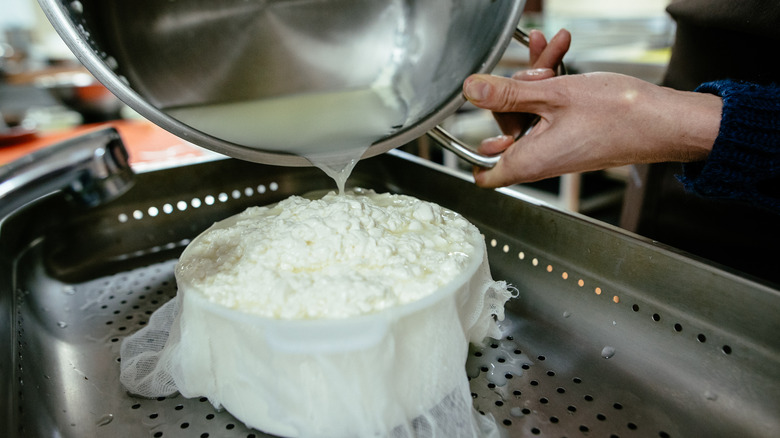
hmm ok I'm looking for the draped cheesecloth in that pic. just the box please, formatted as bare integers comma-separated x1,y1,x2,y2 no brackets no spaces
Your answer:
120,226,515,438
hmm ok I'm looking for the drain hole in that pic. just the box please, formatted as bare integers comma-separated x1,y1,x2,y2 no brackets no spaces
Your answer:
546,370,555,377
495,400,504,407
530,380,539,386
697,334,707,343
613,402,623,410
722,345,732,355
206,414,215,420
652,313,661,322
567,405,577,413
153,433,162,438
596,413,606,421
632,304,640,312
580,425,589,432
200,434,209,438
149,413,158,419
556,387,566,394
531,427,540,435
550,416,559,424
503,419,512,426
674,323,683,332
659,431,670,438
540,397,549,404
584,394,594,401
180,423,189,429
573,377,582,384
226,423,235,430
627,422,638,430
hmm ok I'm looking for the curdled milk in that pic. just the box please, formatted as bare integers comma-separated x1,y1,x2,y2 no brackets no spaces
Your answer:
175,188,479,319
122,189,514,438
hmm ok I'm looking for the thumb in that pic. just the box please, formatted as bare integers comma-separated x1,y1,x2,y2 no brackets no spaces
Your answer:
463,73,552,113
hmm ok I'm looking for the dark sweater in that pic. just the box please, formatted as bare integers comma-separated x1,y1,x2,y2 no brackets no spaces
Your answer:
681,80,780,213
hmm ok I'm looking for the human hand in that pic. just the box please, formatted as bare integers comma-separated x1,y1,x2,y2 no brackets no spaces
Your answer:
493,29,571,138
463,72,722,188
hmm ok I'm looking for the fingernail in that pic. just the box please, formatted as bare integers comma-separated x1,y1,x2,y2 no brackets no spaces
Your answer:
483,134,513,145
464,79,490,102
512,68,553,80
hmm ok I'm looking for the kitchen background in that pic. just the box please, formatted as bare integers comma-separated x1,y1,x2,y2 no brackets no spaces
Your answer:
1,0,675,224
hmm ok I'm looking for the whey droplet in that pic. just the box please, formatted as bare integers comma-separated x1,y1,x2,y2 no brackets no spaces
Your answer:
601,346,616,359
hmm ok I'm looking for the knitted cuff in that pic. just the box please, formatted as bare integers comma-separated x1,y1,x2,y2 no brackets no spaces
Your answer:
680,79,780,212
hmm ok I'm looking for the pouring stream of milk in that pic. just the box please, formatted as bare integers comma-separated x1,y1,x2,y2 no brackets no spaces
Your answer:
168,86,407,194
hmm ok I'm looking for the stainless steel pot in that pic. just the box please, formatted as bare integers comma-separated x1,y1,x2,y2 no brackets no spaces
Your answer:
37,0,528,166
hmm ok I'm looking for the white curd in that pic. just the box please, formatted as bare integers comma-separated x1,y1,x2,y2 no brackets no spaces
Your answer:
175,188,479,319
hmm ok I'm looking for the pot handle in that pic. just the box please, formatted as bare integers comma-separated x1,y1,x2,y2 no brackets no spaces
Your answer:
428,28,566,169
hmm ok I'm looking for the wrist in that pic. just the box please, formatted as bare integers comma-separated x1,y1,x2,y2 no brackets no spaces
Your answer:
659,87,722,162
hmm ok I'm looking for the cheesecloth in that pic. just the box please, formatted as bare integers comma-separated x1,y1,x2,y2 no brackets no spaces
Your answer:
120,235,515,438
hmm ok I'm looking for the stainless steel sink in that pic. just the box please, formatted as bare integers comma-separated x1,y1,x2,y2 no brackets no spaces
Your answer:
2,149,778,437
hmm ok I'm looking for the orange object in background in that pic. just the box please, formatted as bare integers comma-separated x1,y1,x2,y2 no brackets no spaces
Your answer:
0,119,219,170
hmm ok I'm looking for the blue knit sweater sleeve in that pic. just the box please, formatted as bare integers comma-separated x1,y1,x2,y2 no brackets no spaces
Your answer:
679,80,780,212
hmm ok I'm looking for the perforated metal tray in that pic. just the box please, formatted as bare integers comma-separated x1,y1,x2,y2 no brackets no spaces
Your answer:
2,151,779,438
